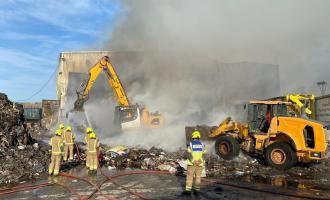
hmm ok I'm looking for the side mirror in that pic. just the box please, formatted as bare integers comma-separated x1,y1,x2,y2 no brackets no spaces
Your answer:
243,104,247,110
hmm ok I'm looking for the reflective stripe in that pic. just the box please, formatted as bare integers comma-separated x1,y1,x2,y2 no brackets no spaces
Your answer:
50,136,62,154
190,140,204,152
185,186,192,191
187,140,205,166
87,138,99,153
193,186,200,191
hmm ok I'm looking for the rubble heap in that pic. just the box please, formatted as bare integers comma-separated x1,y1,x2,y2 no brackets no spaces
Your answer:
0,93,50,185
27,123,51,140
102,146,187,173
0,93,31,147
98,145,330,182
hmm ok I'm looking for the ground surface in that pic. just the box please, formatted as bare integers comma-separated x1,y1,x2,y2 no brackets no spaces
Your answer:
1,163,330,200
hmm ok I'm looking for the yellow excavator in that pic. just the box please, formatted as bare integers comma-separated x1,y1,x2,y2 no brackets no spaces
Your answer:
73,56,164,131
268,94,316,119
186,100,328,170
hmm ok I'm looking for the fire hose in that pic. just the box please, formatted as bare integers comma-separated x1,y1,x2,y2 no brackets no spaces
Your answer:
1,170,330,200
74,142,81,162
2,142,329,200
59,172,117,200
98,166,149,200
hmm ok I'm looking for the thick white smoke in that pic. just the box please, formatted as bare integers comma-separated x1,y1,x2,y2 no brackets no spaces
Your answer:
67,0,330,151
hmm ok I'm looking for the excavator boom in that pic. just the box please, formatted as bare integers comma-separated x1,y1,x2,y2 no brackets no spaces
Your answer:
71,56,164,130
74,56,129,110
286,94,315,115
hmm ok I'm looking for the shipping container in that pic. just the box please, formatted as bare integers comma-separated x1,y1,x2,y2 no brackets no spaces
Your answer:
24,108,42,121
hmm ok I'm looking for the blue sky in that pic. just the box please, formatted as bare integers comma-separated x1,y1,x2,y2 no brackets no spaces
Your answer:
0,0,122,102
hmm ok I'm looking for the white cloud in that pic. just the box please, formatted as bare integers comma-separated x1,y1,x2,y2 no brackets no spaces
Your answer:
0,0,120,35
0,47,55,70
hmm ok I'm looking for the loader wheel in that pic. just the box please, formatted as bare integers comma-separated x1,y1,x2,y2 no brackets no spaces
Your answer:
215,136,240,160
265,142,297,170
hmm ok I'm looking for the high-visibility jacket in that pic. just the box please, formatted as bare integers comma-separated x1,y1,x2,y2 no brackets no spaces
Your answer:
63,131,75,145
49,135,63,155
186,140,206,166
87,138,100,153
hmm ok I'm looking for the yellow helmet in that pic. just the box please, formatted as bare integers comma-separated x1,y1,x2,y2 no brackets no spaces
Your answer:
55,129,62,136
89,132,96,139
86,127,93,133
192,131,201,139
59,124,65,129
66,126,72,132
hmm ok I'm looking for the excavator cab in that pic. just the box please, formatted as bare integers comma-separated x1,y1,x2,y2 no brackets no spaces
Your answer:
114,105,141,131
113,105,165,131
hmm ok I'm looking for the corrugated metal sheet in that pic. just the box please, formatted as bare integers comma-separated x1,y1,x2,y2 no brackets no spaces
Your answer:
316,95,330,125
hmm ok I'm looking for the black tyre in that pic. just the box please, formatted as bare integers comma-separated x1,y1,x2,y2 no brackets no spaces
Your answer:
256,158,267,166
264,142,297,170
215,136,240,160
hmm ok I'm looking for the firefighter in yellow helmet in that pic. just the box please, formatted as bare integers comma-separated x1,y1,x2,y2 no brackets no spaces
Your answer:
48,129,63,176
86,132,100,171
184,130,206,195
58,123,65,131
63,126,76,161
84,127,93,169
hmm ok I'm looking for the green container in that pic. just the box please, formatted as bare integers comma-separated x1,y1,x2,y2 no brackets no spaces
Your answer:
24,108,42,120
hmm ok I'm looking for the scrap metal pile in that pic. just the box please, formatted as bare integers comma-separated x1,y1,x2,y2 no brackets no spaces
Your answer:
98,145,253,177
84,145,330,185
0,93,50,184
101,146,187,174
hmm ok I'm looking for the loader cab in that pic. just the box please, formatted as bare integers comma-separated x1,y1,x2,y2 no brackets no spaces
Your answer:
247,101,288,133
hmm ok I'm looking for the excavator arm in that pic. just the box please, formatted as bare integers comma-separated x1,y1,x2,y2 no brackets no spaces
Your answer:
286,94,315,116
74,56,129,110
72,56,164,130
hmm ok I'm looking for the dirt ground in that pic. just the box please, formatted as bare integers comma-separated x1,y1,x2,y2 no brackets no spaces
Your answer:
1,162,330,200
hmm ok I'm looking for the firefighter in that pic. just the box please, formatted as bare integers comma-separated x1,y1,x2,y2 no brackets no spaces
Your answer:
86,132,100,171
184,130,206,195
48,129,63,176
84,127,93,169
63,126,75,161
58,123,65,131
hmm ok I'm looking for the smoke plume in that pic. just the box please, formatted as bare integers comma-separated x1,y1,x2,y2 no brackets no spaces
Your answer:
71,0,330,151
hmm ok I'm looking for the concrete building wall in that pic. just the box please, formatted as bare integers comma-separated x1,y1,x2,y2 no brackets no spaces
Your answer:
56,51,280,118
57,51,113,109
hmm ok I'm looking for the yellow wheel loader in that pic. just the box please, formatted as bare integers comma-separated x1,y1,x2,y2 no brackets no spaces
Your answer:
186,100,328,170
71,56,164,131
